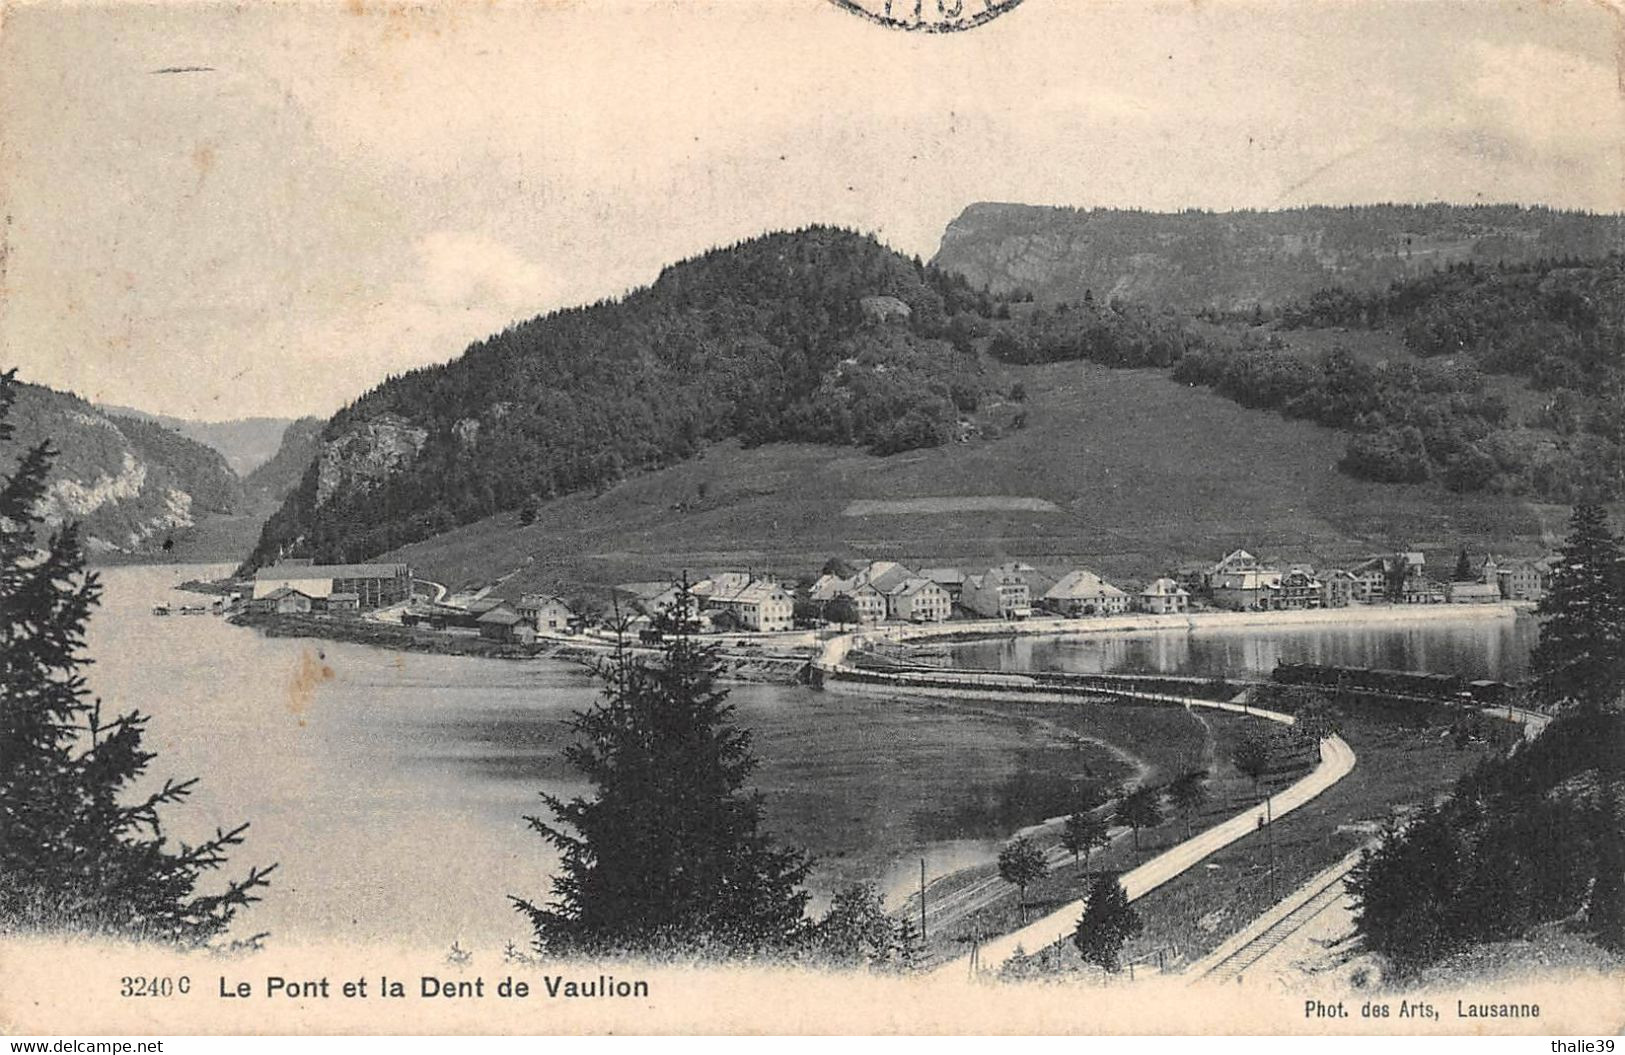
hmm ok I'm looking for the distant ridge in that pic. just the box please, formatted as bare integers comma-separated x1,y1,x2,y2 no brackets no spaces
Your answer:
96,404,296,476
9,382,244,556
931,202,1625,310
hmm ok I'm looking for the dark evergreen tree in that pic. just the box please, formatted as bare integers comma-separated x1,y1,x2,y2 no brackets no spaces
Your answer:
1072,873,1142,973
1453,548,1474,582
513,584,811,957
1530,505,1625,711
0,370,273,945
1348,808,1468,972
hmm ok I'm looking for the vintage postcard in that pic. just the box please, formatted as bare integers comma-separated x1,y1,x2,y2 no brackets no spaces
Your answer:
1,0,1622,1039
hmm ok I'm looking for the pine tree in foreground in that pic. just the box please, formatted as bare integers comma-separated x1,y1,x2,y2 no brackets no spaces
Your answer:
1530,504,1625,712
1349,504,1625,969
0,370,273,945
513,584,811,958
1072,873,1142,973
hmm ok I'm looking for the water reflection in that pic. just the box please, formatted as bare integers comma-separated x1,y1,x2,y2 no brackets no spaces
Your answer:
942,615,1539,681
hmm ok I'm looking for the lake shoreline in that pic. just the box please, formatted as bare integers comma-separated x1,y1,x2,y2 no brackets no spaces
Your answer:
868,599,1528,649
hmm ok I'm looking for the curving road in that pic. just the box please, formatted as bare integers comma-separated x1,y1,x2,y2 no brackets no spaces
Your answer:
932,732,1356,976
811,625,1360,977
1182,700,1552,986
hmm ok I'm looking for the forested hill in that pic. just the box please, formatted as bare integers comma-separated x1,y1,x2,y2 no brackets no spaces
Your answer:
246,227,1019,569
4,380,244,556
243,416,324,504
95,405,296,477
932,203,1624,310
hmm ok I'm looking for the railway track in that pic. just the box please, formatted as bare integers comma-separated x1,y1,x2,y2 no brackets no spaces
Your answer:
1189,849,1364,985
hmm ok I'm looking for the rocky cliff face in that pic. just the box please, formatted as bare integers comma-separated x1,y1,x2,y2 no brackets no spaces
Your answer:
243,416,325,504
5,382,243,555
931,202,1625,309
313,413,429,508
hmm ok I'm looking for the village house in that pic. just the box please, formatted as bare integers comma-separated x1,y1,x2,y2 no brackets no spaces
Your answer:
919,567,968,604
1267,568,1324,610
808,563,903,623
516,598,581,630
1481,557,1547,602
321,592,360,613
1400,577,1448,604
477,606,535,643
1349,552,1427,603
1041,569,1130,617
1211,568,1280,611
614,580,675,612
253,560,414,610
840,581,889,624
850,560,914,595
518,594,578,633
1208,549,1262,582
1448,581,1502,604
253,586,313,615
886,578,952,622
706,579,795,632
1137,578,1190,614
962,565,1034,619
808,573,847,602
1348,563,1388,604
1319,570,1359,608
1207,549,1287,610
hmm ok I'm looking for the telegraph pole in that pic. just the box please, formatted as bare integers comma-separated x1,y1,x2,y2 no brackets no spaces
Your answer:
1266,789,1277,902
919,858,927,942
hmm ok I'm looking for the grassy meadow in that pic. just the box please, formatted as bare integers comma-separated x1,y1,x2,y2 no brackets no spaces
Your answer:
385,357,1565,598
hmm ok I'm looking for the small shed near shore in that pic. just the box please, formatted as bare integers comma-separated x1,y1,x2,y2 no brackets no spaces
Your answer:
477,606,535,643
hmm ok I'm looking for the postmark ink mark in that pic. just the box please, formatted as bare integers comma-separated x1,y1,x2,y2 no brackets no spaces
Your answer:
828,0,1027,33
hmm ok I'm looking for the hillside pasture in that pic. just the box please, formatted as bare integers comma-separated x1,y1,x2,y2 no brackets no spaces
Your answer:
385,359,1558,597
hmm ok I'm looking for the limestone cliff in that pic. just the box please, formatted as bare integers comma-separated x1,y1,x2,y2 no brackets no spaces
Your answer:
4,381,243,555
931,202,1624,310
312,414,429,508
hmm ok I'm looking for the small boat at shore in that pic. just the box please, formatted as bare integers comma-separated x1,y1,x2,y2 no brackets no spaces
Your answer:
151,603,172,616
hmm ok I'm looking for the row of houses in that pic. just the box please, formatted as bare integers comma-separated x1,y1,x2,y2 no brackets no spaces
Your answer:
808,560,1190,624
1175,548,1550,612
398,593,581,642
617,574,797,633
248,586,362,616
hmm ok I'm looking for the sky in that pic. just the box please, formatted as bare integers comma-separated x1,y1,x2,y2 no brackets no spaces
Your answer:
2,0,1621,421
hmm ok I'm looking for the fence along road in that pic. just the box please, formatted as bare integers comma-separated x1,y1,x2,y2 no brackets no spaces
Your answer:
810,627,1359,977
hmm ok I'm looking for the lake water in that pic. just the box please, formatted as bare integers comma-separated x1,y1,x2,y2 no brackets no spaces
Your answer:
937,614,1540,682
82,565,1539,950
80,564,1109,948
